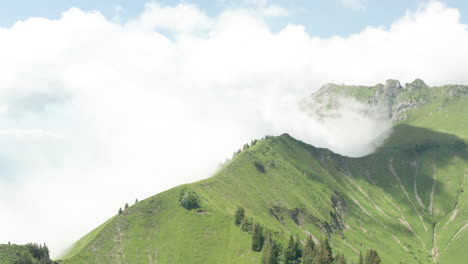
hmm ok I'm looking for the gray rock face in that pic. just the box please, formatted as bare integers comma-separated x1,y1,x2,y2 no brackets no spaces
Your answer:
369,79,404,118
310,79,467,122
367,79,434,120
447,86,468,97
405,79,429,91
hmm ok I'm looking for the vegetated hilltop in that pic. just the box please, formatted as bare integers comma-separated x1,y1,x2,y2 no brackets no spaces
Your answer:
0,243,56,264
54,80,467,263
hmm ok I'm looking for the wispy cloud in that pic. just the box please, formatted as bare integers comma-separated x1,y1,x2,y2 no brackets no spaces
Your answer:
261,5,289,17
340,0,367,11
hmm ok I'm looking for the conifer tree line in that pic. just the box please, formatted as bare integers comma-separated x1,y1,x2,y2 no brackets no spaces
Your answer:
117,198,139,215
234,206,382,264
231,136,273,159
15,243,57,264
220,136,273,167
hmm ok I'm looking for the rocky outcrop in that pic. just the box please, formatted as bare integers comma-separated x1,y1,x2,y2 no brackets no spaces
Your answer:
310,79,441,121
330,191,347,234
369,79,404,118
447,86,468,97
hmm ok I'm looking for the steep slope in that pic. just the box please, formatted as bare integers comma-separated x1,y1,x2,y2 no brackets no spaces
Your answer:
60,80,467,264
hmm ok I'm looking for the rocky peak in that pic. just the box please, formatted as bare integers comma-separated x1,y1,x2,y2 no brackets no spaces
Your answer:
373,80,402,99
405,79,429,91
385,79,403,92
370,79,404,118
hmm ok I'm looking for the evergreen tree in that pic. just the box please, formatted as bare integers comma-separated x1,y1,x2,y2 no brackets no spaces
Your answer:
293,235,302,261
118,208,123,214
314,238,333,264
179,190,200,209
335,253,347,264
15,251,33,264
125,203,129,209
262,236,279,264
364,249,381,264
234,206,245,226
357,251,363,264
42,243,50,260
283,235,300,264
243,143,250,151
252,223,264,251
241,217,253,232
302,235,315,264
22,243,54,264
135,198,139,204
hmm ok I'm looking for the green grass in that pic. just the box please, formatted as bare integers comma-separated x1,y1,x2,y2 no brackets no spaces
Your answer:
58,81,468,264
0,244,34,264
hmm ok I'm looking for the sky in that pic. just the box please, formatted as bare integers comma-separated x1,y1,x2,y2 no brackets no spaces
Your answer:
1,0,468,258
1,0,468,36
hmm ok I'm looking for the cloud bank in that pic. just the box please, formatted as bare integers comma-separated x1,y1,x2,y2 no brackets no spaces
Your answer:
1,1,468,256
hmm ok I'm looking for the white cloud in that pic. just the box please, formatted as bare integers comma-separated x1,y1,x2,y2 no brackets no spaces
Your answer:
0,0,467,257
340,0,367,11
245,0,268,7
261,5,289,17
0,129,65,140
112,5,124,22
128,3,213,32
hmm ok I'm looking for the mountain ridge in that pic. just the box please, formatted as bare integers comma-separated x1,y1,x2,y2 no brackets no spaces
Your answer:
312,79,468,123
4,80,466,264
58,80,467,264
60,123,467,263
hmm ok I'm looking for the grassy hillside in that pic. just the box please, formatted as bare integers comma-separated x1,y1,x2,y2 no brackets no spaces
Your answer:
0,243,56,264
59,80,467,264
0,244,31,264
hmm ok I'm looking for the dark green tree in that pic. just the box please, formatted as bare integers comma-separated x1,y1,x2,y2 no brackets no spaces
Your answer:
293,235,302,261
243,143,250,151
282,235,300,264
15,251,33,264
42,243,50,260
252,223,264,251
125,203,129,209
22,243,54,264
302,235,315,264
335,253,347,264
262,236,279,264
254,161,266,173
241,217,253,232
364,249,381,264
314,238,333,264
357,251,363,264
135,198,139,204
234,206,245,226
179,190,200,210
118,207,123,214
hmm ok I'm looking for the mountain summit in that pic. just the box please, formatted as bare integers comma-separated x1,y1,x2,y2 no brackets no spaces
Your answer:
313,79,467,121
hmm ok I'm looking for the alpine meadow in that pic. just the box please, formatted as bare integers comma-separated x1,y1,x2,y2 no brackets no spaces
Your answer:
58,80,467,264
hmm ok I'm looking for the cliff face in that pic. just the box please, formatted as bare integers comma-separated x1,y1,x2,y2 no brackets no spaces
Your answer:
310,79,467,122
370,79,428,119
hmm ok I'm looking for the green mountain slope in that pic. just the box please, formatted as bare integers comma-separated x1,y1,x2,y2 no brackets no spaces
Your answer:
60,80,467,264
